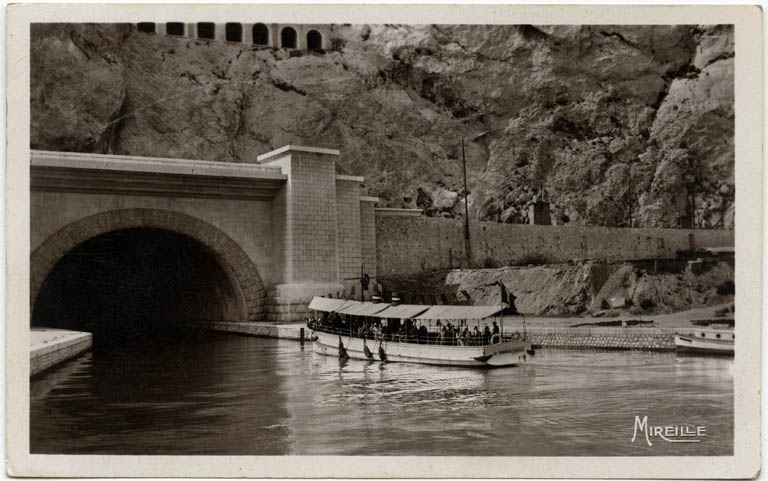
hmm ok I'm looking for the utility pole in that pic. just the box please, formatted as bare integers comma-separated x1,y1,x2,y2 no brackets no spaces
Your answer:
461,138,471,263
628,162,633,228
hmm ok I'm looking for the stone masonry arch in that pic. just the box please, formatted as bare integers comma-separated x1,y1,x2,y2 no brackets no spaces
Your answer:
30,208,267,321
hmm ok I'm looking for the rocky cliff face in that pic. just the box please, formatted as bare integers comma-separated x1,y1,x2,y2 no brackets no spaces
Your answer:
31,23,734,228
445,259,734,316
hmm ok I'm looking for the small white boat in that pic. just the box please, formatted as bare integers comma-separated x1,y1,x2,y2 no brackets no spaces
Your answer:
674,327,734,355
307,297,533,368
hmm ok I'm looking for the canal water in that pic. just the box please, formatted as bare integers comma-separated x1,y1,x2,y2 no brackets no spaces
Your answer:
31,333,733,456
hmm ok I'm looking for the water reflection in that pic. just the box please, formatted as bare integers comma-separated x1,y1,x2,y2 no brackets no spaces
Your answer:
31,334,733,456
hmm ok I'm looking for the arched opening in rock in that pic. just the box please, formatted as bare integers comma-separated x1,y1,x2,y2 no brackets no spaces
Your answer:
197,22,215,40
307,30,322,50
166,22,185,36
252,23,269,45
281,27,297,48
226,23,242,42
32,228,242,345
137,22,156,34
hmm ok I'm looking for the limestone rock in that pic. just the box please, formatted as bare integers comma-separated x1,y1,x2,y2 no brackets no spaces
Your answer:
30,24,733,229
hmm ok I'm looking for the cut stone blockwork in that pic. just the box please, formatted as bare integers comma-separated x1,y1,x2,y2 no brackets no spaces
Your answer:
30,208,268,322
31,145,379,324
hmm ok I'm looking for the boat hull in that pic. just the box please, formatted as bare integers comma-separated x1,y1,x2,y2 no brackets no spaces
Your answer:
674,334,734,355
312,331,532,367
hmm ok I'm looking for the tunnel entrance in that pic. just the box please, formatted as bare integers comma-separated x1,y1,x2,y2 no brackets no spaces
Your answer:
32,228,241,345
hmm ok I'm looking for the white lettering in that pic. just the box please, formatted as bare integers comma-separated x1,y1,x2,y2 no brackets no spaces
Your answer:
632,417,707,446
632,416,652,446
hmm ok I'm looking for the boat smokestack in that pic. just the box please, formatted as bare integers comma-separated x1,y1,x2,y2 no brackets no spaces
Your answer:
391,292,401,306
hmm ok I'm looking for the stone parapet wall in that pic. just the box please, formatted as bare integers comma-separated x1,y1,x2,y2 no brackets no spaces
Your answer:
375,215,734,277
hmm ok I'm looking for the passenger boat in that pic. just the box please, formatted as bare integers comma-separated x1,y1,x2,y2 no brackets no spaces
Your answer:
306,296,533,367
674,325,734,355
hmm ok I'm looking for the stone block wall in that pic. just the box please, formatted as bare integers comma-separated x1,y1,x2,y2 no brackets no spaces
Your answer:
375,215,735,278
360,199,378,280
208,321,311,340
336,178,362,287
30,332,92,376
521,327,678,351
263,150,339,284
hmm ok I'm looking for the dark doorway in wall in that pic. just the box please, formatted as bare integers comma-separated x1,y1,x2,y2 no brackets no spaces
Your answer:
226,23,242,42
166,22,185,36
281,27,297,48
252,23,269,45
307,30,322,50
197,22,215,40
137,22,156,34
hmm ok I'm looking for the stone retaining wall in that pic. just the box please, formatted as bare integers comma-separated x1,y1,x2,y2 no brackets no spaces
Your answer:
208,321,310,340
375,215,734,277
30,332,92,376
209,322,692,352
520,327,687,351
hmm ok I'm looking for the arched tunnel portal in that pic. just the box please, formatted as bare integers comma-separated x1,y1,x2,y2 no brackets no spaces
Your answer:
31,209,267,344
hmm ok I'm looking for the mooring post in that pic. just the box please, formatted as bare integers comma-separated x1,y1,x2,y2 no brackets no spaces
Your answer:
300,327,305,344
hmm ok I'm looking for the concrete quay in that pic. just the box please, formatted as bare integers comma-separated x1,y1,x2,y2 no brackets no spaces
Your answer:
31,327,92,376
208,321,694,351
208,321,311,340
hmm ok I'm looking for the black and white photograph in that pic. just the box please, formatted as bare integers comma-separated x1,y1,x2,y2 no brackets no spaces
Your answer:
5,3,762,478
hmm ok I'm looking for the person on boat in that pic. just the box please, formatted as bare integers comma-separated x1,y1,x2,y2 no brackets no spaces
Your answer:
462,327,470,345
483,326,491,345
492,321,500,343
472,326,481,345
396,325,406,342
418,324,428,343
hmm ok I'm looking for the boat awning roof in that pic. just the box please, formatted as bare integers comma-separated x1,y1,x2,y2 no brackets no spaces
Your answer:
336,301,391,317
308,297,499,320
308,297,351,312
414,305,502,320
375,304,431,319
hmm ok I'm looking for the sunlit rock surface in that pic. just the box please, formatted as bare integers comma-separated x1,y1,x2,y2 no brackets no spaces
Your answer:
31,24,733,228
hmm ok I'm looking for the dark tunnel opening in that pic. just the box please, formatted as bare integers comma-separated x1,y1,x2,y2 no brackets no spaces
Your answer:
32,228,241,347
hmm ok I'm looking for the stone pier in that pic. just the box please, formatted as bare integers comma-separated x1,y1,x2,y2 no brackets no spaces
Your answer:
30,328,92,376
205,322,692,352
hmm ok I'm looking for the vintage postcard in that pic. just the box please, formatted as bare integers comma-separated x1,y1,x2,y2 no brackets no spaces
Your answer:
5,3,762,478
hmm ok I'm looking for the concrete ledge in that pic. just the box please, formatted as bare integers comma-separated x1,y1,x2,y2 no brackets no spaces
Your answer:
336,174,365,183
360,196,380,203
208,321,310,340
256,145,340,162
375,207,423,217
30,328,92,376
31,150,286,180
